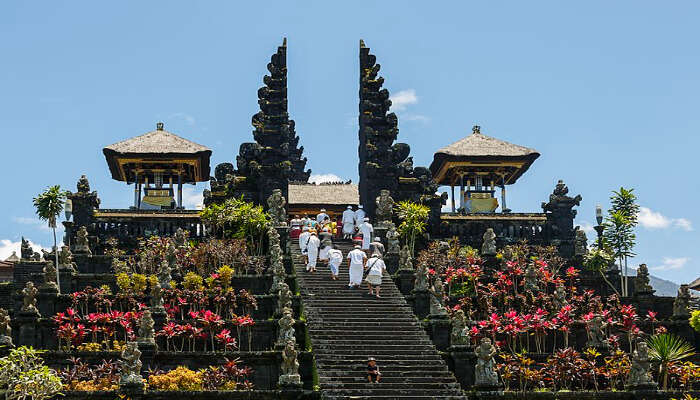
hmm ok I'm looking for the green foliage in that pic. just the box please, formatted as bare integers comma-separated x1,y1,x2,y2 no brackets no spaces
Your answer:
32,185,67,229
690,310,700,333
583,247,619,296
609,187,639,226
602,187,638,296
0,346,61,400
201,197,270,255
396,201,430,256
646,333,696,390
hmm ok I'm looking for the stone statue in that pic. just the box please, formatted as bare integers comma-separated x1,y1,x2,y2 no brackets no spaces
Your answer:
386,223,400,254
450,309,468,346
524,263,539,293
481,228,497,256
137,310,155,345
429,277,448,317
277,307,296,347
58,245,75,270
634,264,655,296
173,228,188,249
269,227,286,290
157,259,172,290
278,282,293,315
74,226,91,255
414,261,428,291
267,189,287,226
475,338,499,387
150,282,164,311
0,308,13,346
42,261,58,291
20,237,33,260
574,228,588,256
21,282,38,314
375,189,395,227
119,341,144,389
627,342,656,389
552,284,568,310
399,244,413,271
673,284,691,318
586,315,607,348
76,174,91,193
279,339,301,386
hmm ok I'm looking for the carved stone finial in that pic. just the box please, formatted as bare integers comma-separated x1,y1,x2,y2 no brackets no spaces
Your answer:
673,284,691,318
472,125,481,134
156,122,164,131
634,264,655,296
76,175,91,193
20,237,33,260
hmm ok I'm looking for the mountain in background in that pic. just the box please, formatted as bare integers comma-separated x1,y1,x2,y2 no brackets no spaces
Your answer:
628,269,680,297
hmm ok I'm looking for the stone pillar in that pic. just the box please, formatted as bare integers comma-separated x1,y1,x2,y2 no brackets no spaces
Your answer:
177,173,183,209
426,317,450,351
449,347,476,389
412,289,430,319
16,312,39,347
394,268,414,295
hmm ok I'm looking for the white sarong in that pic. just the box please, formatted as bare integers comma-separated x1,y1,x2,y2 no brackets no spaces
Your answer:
306,237,320,270
349,264,364,286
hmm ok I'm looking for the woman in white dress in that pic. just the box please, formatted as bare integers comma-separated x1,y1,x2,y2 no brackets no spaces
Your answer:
346,245,367,288
365,253,386,298
327,245,343,280
306,232,321,273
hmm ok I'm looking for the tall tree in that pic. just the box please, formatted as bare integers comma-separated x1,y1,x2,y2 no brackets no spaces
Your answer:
33,185,68,293
603,187,639,296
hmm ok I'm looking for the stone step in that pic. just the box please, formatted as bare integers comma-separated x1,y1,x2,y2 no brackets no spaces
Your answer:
314,338,434,345
319,376,456,384
322,388,465,397
323,382,463,390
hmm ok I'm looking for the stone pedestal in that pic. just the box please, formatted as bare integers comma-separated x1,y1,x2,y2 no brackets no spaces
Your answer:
151,309,167,332
38,287,58,317
278,375,302,388
374,225,388,243
426,315,450,351
275,226,290,255
448,347,475,389
412,289,430,319
482,255,500,270
394,269,415,295
58,268,75,294
384,253,399,275
16,311,39,347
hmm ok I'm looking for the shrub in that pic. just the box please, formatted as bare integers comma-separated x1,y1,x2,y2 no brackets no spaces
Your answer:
0,346,62,400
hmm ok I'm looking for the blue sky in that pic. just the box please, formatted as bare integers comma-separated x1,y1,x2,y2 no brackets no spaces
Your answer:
1,2,698,284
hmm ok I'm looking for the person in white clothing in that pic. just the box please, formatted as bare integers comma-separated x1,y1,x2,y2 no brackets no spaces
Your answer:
358,217,374,250
316,209,329,224
327,245,343,280
365,253,386,298
346,245,367,288
306,232,321,272
354,205,366,227
298,226,311,264
341,205,356,239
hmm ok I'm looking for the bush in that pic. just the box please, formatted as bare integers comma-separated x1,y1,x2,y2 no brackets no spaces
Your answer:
0,346,62,400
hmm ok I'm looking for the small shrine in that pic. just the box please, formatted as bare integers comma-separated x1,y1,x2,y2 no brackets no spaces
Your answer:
429,125,539,213
103,123,211,209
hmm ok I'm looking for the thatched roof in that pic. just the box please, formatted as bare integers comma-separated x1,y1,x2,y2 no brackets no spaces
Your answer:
288,183,359,206
104,123,210,154
435,126,539,158
689,276,700,291
4,251,19,262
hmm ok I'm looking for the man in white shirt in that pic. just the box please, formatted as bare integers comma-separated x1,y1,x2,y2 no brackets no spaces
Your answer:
365,253,386,298
354,205,366,227
341,205,356,239
306,231,321,273
370,237,385,257
346,245,367,288
298,226,311,264
358,217,374,250
327,245,343,280
316,209,329,224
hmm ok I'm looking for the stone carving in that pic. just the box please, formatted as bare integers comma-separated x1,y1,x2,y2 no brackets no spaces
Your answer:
429,277,448,317
173,228,188,249
279,339,301,386
586,315,608,348
42,261,58,291
635,264,655,296
267,189,287,226
552,284,568,310
157,259,172,290
399,244,413,271
119,342,144,389
137,310,155,345
0,308,13,346
77,174,91,193
278,282,293,315
481,228,497,256
21,237,33,260
385,223,400,254
150,282,164,311
673,284,691,318
475,338,499,387
21,282,38,314
574,228,588,256
74,226,91,255
541,180,582,258
414,261,428,291
627,342,656,389
58,245,75,271
450,309,468,346
375,189,395,227
524,263,539,293
277,307,296,347
269,227,286,289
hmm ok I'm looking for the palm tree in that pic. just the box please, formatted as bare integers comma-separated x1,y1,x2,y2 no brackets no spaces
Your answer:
33,185,67,293
646,333,695,389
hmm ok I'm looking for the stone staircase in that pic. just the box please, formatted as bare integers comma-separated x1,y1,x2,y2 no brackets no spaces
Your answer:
293,240,466,399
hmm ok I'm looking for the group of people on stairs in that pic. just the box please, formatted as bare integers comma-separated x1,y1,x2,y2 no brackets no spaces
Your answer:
296,206,387,296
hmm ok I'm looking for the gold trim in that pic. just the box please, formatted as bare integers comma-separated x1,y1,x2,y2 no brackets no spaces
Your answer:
441,213,547,222
114,157,202,182
433,160,526,184
94,211,202,219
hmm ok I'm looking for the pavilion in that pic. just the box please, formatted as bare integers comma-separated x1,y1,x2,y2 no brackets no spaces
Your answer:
103,122,211,209
429,125,540,213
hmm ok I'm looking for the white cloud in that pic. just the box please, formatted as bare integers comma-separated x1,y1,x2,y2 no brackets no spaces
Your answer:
168,113,196,126
577,221,596,234
403,114,430,123
182,186,204,210
13,217,52,232
0,239,49,261
389,89,418,111
650,257,690,271
309,174,345,184
638,207,693,231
